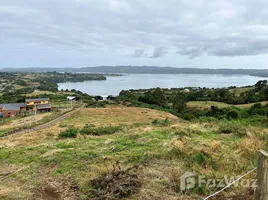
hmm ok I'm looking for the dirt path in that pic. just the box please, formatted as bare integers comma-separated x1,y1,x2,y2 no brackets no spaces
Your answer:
0,104,85,139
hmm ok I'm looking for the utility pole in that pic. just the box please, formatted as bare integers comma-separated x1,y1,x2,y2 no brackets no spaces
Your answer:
35,104,37,124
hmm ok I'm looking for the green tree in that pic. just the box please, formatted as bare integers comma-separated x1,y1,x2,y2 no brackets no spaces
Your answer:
172,92,187,113
255,80,267,90
152,87,167,106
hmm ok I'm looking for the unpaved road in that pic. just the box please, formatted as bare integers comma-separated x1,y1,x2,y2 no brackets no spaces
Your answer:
1,104,85,139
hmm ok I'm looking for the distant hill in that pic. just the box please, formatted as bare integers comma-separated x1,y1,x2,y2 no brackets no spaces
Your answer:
1,66,268,76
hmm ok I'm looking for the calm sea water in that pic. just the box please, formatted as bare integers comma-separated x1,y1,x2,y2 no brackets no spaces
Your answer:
58,74,263,96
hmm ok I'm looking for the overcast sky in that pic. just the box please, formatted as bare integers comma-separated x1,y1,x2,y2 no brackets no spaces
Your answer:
1,0,268,69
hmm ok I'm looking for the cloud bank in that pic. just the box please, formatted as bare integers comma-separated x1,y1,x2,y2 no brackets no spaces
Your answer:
1,0,268,67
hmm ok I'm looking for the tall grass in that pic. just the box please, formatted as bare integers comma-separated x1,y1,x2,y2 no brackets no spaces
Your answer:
80,125,123,136
218,122,247,137
58,127,79,139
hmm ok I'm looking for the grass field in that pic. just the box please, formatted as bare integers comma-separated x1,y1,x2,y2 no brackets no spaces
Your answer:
187,100,268,110
0,106,267,199
0,112,52,131
228,87,254,96
187,101,230,109
25,90,76,97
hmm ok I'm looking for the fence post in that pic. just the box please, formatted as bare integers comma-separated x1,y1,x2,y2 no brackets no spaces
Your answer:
254,150,268,200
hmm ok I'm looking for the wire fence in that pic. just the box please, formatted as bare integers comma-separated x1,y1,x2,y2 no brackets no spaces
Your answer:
203,167,257,200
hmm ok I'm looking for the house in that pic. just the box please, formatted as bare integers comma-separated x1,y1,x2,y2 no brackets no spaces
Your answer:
107,95,117,100
25,98,51,111
0,98,51,118
0,103,26,118
183,89,190,93
102,95,108,100
67,96,80,101
94,96,103,101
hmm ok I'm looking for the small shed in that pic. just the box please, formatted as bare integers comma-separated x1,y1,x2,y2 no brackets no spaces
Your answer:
94,96,103,101
107,95,117,100
102,95,108,100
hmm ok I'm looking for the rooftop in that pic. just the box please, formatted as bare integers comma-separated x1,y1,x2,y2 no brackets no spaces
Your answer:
3,105,21,111
25,98,50,102
0,103,25,109
37,104,51,109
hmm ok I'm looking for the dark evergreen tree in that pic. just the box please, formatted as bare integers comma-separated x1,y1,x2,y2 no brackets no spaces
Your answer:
172,92,187,113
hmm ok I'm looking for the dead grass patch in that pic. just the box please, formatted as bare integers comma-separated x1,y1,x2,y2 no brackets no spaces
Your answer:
64,106,179,128
237,138,263,155
89,164,141,200
210,140,221,151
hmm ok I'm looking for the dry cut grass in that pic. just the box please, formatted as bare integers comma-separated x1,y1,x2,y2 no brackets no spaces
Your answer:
62,106,179,128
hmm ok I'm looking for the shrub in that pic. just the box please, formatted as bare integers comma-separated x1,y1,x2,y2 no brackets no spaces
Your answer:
218,122,247,137
80,126,122,136
248,103,266,115
151,118,170,126
226,110,239,120
262,118,268,127
58,128,79,139
194,152,208,166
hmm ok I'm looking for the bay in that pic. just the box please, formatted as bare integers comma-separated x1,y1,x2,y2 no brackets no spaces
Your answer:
58,74,263,96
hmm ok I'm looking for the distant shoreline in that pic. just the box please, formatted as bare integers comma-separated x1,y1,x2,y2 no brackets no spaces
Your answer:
2,66,268,77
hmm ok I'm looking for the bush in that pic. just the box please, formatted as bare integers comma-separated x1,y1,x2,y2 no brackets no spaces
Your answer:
80,126,122,136
58,128,79,139
151,118,170,126
218,122,247,137
226,110,239,120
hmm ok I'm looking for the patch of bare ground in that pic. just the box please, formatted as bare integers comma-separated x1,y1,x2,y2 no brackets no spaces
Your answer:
30,178,79,200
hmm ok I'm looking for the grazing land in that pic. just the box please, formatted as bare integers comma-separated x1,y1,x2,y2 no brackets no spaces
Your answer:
1,105,268,199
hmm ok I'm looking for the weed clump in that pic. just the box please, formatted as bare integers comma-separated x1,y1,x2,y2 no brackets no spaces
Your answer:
89,164,141,200
80,126,122,136
218,122,247,137
58,128,79,139
151,118,170,126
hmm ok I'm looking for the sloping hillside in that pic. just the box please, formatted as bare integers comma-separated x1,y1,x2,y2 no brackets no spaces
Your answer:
0,106,267,200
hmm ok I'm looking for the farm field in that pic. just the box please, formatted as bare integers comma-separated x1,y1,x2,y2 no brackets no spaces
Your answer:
187,100,268,109
1,106,267,200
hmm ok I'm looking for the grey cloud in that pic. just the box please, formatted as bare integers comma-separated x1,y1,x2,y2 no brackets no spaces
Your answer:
131,49,147,58
1,0,268,58
151,47,168,58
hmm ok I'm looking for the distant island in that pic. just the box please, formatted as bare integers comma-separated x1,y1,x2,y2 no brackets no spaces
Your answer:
1,66,268,77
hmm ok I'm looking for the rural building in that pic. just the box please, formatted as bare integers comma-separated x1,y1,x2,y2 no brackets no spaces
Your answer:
67,96,80,101
0,103,26,118
102,95,108,100
94,96,103,101
94,95,117,101
183,89,190,93
25,98,51,111
107,95,117,100
0,98,51,118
